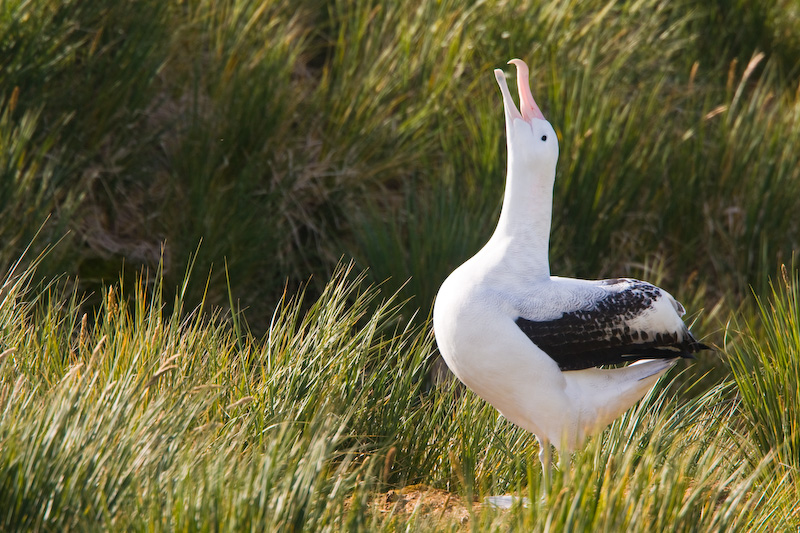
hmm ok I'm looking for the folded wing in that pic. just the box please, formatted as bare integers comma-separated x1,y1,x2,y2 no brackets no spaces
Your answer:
515,279,708,371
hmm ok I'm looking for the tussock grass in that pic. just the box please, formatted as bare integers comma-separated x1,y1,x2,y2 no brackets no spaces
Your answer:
1,261,798,529
2,0,800,529
727,265,800,490
2,0,799,323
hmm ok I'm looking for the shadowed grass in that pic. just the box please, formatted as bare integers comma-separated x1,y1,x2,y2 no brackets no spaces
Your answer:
1,0,798,327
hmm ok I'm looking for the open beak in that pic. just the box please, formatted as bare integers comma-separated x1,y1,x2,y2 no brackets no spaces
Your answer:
494,58,546,123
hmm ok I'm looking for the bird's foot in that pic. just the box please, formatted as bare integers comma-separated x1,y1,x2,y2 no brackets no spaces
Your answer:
484,495,531,509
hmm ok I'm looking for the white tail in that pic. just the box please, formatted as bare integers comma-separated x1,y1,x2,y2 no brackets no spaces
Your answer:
563,359,677,444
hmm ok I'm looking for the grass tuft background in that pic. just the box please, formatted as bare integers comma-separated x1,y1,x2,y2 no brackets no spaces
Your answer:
1,0,799,529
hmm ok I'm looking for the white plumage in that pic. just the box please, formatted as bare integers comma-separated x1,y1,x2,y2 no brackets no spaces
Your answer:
433,59,707,480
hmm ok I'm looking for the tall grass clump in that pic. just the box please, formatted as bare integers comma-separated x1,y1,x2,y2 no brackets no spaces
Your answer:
343,0,800,320
0,260,440,529
1,0,799,323
492,383,794,532
727,265,800,491
0,258,798,529
2,0,800,527
158,0,313,314
0,0,174,301
0,102,68,267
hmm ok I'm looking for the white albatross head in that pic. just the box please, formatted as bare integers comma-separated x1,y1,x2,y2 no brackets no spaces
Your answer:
494,59,559,180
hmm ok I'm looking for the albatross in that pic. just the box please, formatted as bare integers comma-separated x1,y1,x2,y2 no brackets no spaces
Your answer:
432,59,708,484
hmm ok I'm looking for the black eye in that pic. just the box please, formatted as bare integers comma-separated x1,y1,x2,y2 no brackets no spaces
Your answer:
541,135,547,141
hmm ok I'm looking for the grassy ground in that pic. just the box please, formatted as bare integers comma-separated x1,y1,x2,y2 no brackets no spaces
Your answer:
1,260,799,530
1,0,800,529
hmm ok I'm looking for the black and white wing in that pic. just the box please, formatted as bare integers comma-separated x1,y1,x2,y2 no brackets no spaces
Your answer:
515,279,708,371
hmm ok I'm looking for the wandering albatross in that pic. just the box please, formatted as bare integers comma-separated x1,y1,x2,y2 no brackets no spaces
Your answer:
432,59,708,485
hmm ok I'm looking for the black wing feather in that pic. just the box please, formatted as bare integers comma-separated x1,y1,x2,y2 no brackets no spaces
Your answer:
515,281,708,371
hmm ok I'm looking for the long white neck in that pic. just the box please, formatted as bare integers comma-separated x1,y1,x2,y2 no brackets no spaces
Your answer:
489,151,554,279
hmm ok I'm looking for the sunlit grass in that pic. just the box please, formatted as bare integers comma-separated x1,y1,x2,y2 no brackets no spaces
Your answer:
727,265,800,492
2,0,800,529
0,260,798,529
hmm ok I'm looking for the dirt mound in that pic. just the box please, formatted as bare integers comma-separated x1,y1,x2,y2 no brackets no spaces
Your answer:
356,484,489,528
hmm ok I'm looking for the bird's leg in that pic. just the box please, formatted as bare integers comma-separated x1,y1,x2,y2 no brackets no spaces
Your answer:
538,436,551,494
558,446,570,485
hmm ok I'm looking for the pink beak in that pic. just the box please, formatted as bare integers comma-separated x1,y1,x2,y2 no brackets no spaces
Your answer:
507,59,546,121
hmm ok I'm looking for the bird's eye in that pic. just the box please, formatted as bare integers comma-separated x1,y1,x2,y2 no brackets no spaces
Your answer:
541,135,547,141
